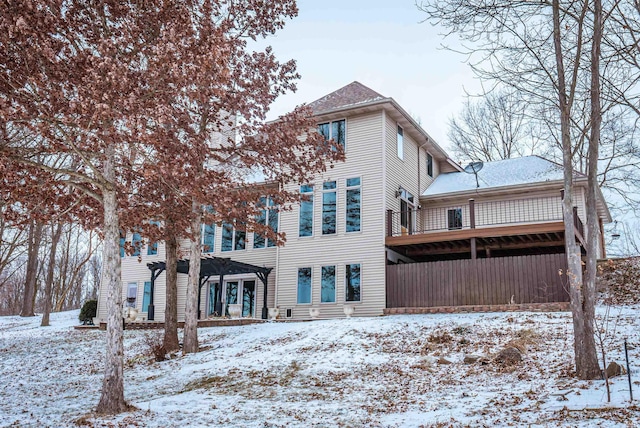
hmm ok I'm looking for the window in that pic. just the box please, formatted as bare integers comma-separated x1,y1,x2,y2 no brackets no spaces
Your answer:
131,232,142,256
119,233,126,258
254,197,279,249
202,223,215,253
225,281,239,316
318,119,346,150
299,184,314,237
297,267,312,304
322,181,337,235
346,177,361,232
448,208,463,230
221,222,245,252
321,265,336,303
142,281,151,312
126,282,138,308
397,125,404,160
208,282,220,316
147,221,160,255
399,188,415,233
345,264,361,302
427,153,433,177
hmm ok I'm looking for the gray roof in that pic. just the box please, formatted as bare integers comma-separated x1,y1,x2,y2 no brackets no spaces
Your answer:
423,156,568,197
308,81,385,114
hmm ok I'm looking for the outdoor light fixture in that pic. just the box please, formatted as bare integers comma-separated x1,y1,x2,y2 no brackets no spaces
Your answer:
395,185,404,198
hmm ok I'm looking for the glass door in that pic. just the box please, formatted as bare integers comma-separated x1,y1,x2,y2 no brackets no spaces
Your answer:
224,281,239,316
242,280,256,317
208,282,220,316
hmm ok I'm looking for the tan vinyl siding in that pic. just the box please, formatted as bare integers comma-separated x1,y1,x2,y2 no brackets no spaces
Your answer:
385,116,420,215
439,160,459,173
275,111,386,319
419,148,438,195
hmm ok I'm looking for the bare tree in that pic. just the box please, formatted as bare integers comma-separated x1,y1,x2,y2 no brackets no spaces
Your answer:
449,89,545,162
419,0,609,379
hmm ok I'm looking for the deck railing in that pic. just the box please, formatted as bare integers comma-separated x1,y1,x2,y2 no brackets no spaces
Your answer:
386,195,569,237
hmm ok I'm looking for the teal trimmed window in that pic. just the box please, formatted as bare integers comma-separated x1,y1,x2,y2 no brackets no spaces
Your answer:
119,233,125,258
299,185,313,237
345,264,361,302
297,267,312,304
131,232,142,256
142,281,151,312
346,177,361,232
321,265,336,303
322,181,337,235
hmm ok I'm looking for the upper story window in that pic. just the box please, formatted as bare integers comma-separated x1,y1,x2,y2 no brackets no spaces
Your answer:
221,222,246,251
346,177,361,232
147,221,161,255
397,125,404,160
299,184,314,237
119,232,126,258
427,153,433,177
254,197,278,249
318,120,346,150
131,232,142,256
447,208,463,230
202,223,215,253
322,181,337,235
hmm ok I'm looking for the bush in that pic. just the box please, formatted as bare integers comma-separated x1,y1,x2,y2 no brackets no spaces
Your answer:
79,299,97,324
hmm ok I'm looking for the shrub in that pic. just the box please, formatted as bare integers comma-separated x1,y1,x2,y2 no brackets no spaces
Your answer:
144,332,167,362
79,299,97,324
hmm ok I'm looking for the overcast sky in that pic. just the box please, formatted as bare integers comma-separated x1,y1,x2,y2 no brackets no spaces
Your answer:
261,0,482,153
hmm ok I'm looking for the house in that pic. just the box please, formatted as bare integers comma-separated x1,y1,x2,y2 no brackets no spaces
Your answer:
96,82,611,323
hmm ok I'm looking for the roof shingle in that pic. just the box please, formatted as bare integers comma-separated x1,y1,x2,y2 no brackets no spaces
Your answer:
307,81,386,114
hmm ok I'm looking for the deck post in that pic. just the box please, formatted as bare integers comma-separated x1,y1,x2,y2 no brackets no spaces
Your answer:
469,199,477,259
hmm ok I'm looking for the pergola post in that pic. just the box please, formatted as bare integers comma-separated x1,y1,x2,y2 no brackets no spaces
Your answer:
256,270,270,320
147,267,165,321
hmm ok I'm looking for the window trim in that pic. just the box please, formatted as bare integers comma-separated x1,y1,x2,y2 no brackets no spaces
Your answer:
298,184,314,238
321,181,337,236
320,265,336,304
318,119,347,152
397,125,404,160
345,177,362,233
296,267,313,305
447,208,463,230
345,263,362,303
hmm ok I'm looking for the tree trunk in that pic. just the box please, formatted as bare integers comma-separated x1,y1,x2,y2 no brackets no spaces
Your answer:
163,233,180,353
579,0,604,380
182,199,202,354
21,219,44,317
96,147,128,414
41,222,63,327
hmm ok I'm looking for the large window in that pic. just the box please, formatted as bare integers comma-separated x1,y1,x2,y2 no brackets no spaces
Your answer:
447,208,463,230
345,264,361,302
397,125,404,160
147,221,160,255
321,265,336,303
221,223,246,251
299,185,314,237
254,197,279,249
427,153,433,177
202,223,215,253
318,119,346,150
346,177,361,232
297,267,312,304
142,281,151,312
322,181,337,235
119,233,126,258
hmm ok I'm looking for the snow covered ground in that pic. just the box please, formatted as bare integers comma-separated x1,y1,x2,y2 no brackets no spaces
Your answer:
0,306,638,427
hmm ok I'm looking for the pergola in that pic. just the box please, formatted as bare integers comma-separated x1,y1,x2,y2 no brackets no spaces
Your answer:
146,256,272,321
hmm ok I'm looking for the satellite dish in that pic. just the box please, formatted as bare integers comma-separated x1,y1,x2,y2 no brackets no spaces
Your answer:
463,161,484,188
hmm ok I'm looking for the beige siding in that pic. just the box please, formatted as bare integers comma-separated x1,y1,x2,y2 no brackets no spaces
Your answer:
275,111,386,319
385,116,421,216
418,148,439,195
